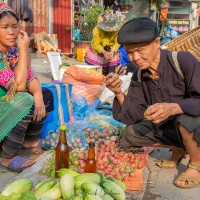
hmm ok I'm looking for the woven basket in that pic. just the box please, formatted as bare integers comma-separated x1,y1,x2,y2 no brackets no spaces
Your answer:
161,26,200,62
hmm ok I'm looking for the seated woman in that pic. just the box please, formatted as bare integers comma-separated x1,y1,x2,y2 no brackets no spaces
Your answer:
0,3,54,172
85,11,126,76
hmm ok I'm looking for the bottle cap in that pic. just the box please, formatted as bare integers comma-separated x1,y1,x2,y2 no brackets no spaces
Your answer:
60,125,66,131
89,142,95,148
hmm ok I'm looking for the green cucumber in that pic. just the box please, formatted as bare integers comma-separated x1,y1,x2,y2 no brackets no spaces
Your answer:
100,180,126,200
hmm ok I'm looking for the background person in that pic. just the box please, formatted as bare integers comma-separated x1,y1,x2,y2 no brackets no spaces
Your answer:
85,11,126,76
0,3,54,173
106,17,200,188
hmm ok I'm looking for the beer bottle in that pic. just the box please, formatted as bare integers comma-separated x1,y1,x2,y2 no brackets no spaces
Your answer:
85,142,96,173
55,125,69,178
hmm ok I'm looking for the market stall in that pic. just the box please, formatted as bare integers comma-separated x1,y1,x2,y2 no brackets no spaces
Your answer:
0,63,152,199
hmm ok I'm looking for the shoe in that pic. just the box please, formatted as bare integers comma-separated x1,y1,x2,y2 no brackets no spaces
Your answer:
175,164,200,188
156,159,180,168
0,156,36,173
156,149,188,168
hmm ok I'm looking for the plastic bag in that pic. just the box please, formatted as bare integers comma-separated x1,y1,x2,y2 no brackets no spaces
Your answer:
85,111,125,130
100,73,132,104
118,45,130,66
62,73,105,104
72,94,101,120
40,119,105,150
40,82,73,138
166,25,180,39
40,121,89,150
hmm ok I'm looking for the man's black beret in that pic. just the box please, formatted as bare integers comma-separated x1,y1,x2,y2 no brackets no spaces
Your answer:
117,17,159,45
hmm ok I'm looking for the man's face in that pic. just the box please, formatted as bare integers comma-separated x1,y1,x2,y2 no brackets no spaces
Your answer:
124,39,160,70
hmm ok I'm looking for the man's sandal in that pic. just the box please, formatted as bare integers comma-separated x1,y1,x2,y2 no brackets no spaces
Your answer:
156,154,186,168
156,159,180,168
156,149,188,168
175,164,200,188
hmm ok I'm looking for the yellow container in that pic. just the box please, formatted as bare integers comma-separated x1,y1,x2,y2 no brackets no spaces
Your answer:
76,48,88,62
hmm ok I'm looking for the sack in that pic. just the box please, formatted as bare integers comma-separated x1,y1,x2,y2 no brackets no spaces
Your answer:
40,82,73,138
62,74,105,104
65,65,105,85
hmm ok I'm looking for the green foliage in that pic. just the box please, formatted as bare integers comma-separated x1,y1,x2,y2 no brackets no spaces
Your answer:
78,4,103,41
151,0,165,11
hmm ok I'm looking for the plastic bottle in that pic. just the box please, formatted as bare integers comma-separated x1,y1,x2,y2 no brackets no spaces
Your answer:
85,142,96,173
55,125,69,178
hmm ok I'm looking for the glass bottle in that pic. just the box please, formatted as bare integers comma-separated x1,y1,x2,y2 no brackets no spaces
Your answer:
55,125,69,178
85,142,96,173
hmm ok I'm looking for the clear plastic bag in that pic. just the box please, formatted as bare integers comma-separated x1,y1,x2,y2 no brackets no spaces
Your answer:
40,120,103,150
166,25,180,38
99,73,132,104
86,111,125,130
40,121,86,150
72,94,101,120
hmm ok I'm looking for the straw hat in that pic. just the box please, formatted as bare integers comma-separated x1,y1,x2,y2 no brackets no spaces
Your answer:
97,11,126,32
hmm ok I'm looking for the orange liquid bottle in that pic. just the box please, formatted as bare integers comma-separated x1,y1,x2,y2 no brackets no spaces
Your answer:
55,125,69,178
85,142,96,173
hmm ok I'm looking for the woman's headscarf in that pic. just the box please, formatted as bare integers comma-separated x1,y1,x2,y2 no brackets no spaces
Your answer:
0,3,19,68
0,2,17,16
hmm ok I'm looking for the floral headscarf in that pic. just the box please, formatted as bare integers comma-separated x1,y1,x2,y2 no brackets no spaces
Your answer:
0,3,17,16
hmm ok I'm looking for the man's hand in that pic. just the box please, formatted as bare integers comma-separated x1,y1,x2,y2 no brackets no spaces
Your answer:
106,72,123,95
144,103,183,124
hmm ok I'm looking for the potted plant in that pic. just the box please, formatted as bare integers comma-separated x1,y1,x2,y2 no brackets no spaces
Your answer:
74,4,103,41
72,4,103,59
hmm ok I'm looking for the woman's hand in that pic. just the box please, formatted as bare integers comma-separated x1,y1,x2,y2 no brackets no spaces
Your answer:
107,51,114,60
14,30,30,91
33,92,46,122
17,30,30,52
103,50,112,60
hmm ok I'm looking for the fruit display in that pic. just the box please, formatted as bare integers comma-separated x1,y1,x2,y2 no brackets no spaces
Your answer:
0,171,126,200
39,119,146,195
68,142,145,182
40,126,86,150
40,123,123,150
83,127,122,148
41,139,145,184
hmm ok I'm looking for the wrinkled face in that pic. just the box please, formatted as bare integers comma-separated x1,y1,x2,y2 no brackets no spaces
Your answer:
124,39,160,70
0,13,19,53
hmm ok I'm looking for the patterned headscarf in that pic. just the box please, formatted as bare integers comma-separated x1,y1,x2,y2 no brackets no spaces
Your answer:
0,2,16,16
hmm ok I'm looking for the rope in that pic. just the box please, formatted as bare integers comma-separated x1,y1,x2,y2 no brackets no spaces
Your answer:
54,84,64,125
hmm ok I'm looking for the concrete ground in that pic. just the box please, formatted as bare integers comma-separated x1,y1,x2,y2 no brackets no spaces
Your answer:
0,54,199,199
